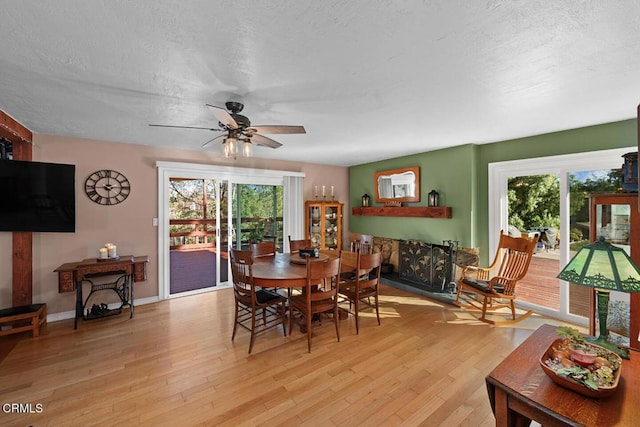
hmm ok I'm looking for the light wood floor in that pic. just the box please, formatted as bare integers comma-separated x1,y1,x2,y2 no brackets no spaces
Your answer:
0,285,575,426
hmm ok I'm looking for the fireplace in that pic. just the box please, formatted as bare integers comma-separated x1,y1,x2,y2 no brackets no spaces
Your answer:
398,239,458,293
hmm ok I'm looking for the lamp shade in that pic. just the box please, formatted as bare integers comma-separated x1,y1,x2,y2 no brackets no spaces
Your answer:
242,140,253,157
557,237,640,292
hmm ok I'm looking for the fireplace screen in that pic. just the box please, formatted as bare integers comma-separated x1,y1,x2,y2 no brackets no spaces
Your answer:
398,240,458,293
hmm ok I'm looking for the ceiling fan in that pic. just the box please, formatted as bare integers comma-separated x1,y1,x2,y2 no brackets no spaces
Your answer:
149,101,306,157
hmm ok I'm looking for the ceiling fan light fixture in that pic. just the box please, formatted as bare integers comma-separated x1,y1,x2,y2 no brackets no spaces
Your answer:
223,137,238,157
243,140,253,157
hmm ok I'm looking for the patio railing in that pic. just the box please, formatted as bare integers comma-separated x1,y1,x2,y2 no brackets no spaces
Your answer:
169,217,283,251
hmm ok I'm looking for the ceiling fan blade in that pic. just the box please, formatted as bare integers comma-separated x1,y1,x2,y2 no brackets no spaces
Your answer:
149,124,223,131
251,134,282,149
248,125,306,134
201,134,226,148
206,104,238,129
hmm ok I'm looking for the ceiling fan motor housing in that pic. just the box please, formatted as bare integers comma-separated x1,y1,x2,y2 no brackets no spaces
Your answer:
225,101,244,113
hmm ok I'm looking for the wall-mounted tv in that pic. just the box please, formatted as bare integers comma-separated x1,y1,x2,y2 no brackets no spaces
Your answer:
0,159,75,232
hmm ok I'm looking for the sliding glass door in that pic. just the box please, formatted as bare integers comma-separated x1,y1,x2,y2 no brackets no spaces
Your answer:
230,184,284,251
489,148,631,324
168,178,229,296
156,162,305,300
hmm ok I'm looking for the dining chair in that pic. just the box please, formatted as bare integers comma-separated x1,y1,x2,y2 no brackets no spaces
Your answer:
338,249,383,334
350,233,374,254
230,248,287,354
288,235,312,253
250,240,277,258
453,230,538,325
289,254,342,352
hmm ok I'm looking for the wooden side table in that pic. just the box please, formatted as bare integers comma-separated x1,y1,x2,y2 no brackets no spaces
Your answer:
486,324,639,426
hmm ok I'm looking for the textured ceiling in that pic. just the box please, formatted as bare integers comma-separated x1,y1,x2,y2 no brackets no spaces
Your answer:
1,1,640,166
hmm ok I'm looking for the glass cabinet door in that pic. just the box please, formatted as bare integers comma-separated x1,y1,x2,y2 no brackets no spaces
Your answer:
323,204,339,250
594,203,631,246
308,204,322,249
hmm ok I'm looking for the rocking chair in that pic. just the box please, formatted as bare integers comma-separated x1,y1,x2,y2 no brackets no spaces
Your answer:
453,231,538,325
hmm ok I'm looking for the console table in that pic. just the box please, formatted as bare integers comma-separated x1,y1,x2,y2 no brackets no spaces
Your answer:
486,324,639,426
54,255,148,329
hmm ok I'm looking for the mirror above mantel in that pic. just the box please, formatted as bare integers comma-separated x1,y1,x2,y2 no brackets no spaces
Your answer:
375,166,420,204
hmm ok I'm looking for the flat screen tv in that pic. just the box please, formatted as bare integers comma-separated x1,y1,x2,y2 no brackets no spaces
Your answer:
0,159,75,232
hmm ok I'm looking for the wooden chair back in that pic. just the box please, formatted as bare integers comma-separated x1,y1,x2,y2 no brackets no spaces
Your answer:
229,248,255,303
490,232,538,296
250,241,276,258
305,255,342,311
288,236,312,253
355,250,383,291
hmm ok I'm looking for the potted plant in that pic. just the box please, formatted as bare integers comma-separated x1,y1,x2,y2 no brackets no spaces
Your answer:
248,221,265,244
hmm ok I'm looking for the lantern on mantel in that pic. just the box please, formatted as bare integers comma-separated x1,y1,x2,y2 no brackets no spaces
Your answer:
361,193,370,207
428,189,439,207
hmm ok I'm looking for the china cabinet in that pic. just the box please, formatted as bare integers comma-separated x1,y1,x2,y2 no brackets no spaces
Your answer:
305,201,343,250
588,193,639,351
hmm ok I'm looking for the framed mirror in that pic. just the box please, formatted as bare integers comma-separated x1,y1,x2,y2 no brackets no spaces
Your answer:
374,166,420,203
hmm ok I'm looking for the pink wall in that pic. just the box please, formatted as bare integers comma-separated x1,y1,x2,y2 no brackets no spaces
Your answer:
0,134,349,315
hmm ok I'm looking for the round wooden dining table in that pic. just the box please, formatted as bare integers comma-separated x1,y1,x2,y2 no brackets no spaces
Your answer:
251,252,332,288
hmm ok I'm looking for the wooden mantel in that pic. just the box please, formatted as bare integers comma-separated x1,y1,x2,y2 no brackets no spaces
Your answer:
352,206,452,218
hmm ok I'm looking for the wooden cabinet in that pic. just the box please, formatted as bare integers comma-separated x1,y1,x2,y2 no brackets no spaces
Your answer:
588,193,639,351
305,201,343,250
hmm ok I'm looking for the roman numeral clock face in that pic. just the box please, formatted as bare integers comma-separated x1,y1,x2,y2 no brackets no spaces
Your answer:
84,169,131,205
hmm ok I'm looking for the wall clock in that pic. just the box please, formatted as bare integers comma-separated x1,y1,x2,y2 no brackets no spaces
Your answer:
84,169,131,205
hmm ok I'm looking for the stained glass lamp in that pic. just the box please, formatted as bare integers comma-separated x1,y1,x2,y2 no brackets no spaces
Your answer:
557,237,640,359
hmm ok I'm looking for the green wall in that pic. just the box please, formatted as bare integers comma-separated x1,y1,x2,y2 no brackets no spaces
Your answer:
349,144,477,247
349,118,637,261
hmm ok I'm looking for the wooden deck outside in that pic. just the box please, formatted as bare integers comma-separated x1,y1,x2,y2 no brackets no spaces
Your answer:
517,252,590,317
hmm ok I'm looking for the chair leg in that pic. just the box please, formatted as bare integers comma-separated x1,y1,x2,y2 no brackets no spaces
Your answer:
354,297,360,334
280,302,287,336
375,292,381,326
289,303,294,336
231,301,239,341
249,308,257,354
306,309,312,353
480,296,489,323
334,306,340,342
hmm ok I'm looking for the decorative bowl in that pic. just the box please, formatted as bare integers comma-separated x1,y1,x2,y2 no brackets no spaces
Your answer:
539,338,622,398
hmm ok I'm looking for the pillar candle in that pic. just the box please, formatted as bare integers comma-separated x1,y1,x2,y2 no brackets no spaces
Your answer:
322,185,326,196
331,186,334,197
99,247,108,259
108,245,117,258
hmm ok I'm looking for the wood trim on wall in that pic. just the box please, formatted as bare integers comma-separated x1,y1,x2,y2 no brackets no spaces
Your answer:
1,108,34,306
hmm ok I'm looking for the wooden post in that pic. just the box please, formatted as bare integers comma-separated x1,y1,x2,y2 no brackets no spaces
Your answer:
1,108,34,306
